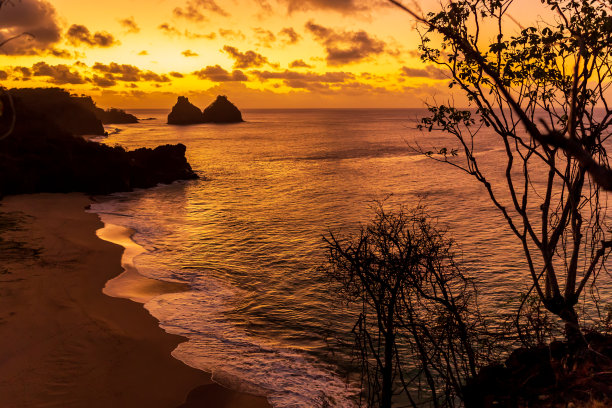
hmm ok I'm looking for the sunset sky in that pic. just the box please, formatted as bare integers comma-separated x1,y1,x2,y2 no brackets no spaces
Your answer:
0,0,546,108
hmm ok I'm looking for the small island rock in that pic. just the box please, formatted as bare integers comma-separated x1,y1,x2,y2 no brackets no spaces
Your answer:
168,96,203,125
202,95,243,123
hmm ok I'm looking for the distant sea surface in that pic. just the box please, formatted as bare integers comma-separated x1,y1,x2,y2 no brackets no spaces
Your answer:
91,108,610,407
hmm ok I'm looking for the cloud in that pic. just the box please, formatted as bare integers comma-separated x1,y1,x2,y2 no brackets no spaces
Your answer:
182,49,199,57
92,74,117,88
185,31,216,39
218,29,245,40
193,65,247,82
280,0,374,14
32,61,87,84
279,27,301,45
138,50,149,56
119,17,140,34
252,69,354,90
159,23,181,36
92,62,171,83
48,48,73,58
222,46,270,69
0,0,62,55
253,28,276,47
13,66,32,78
0,70,8,80
170,72,184,78
173,0,229,21
400,66,447,80
67,24,119,47
158,24,215,39
289,59,312,68
305,21,386,65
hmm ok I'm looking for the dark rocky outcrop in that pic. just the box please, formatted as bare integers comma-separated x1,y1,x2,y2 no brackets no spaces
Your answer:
463,332,612,407
10,88,105,136
70,94,138,124
167,96,203,125
201,95,243,123
95,107,138,124
0,89,198,197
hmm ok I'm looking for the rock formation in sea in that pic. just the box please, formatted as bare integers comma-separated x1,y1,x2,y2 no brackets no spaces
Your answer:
201,95,243,123
167,96,203,125
0,88,198,197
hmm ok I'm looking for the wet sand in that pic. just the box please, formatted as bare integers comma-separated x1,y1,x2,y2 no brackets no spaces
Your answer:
0,193,271,408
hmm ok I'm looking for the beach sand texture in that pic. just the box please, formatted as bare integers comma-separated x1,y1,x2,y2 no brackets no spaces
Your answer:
0,193,270,408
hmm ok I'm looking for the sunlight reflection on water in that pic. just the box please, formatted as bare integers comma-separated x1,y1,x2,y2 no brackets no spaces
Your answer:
90,108,610,407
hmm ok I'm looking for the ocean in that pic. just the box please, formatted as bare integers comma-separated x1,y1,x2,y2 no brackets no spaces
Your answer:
89,108,610,407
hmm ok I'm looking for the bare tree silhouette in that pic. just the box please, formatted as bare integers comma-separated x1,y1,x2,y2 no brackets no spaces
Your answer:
389,0,612,343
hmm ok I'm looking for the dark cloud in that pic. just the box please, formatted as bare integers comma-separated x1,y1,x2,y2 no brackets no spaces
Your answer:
252,69,354,90
13,66,32,78
280,0,374,14
32,61,87,85
48,48,73,58
305,21,386,65
67,24,119,47
119,17,140,34
0,0,62,55
218,29,245,41
170,72,184,78
182,49,199,57
222,46,269,69
173,0,229,22
0,70,8,80
279,27,301,45
158,23,181,36
185,31,216,39
253,28,276,47
193,65,247,82
92,62,171,83
400,66,447,80
92,74,117,88
141,71,171,82
289,59,312,68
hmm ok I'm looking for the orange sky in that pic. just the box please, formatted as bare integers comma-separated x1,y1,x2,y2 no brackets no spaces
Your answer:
0,0,551,108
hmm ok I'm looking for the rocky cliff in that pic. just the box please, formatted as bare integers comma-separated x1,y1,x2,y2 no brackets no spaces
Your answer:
10,88,106,136
0,89,198,197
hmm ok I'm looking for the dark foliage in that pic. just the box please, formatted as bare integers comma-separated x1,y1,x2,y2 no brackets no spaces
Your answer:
464,332,612,407
323,205,493,408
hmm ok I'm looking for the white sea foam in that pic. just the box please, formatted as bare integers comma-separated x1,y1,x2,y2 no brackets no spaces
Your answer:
146,274,359,408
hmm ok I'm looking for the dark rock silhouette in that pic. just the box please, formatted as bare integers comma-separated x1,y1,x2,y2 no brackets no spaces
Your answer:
463,332,612,406
70,94,138,124
167,96,203,125
202,95,243,123
10,88,105,136
0,89,198,197
95,108,138,124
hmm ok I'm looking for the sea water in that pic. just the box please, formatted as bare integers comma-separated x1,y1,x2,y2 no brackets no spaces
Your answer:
90,109,610,407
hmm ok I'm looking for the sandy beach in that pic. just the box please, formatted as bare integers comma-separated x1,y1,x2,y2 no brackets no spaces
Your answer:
0,193,271,408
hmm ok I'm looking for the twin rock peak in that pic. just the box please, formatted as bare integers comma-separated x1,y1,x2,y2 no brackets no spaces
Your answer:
168,95,243,125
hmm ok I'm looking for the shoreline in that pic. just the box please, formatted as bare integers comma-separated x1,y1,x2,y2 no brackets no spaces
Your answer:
0,193,271,408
